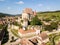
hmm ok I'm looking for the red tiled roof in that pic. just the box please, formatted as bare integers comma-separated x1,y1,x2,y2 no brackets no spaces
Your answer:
20,38,34,45
42,42,46,45
23,8,33,15
57,42,60,45
39,32,48,40
30,38,38,43
18,29,36,34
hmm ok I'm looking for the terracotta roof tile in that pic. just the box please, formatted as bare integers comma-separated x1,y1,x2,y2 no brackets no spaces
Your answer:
57,42,60,45
39,32,48,40
42,42,46,45
18,29,36,34
20,38,34,45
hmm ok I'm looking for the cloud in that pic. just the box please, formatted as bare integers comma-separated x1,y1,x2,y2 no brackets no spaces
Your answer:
16,1,24,4
38,4,43,7
0,0,4,1
7,7,11,10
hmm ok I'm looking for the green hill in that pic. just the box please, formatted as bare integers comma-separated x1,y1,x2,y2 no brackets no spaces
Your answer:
37,10,60,21
0,13,22,17
0,13,14,17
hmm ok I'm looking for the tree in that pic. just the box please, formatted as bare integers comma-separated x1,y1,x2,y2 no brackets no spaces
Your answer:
44,21,58,31
30,16,42,25
43,18,51,22
51,22,58,30
13,22,22,28
0,24,3,29
1,24,9,44
44,25,52,31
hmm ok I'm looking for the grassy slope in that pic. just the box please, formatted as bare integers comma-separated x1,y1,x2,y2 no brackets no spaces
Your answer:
37,11,60,20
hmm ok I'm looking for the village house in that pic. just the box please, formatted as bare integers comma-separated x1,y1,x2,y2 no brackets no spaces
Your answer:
57,41,60,45
20,38,34,45
0,21,3,25
37,32,49,45
18,32,49,45
18,29,36,38
18,26,41,38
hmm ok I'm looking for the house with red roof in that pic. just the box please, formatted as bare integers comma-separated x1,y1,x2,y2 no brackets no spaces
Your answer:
18,29,36,38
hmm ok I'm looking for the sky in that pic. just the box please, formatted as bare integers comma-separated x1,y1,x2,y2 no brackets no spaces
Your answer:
0,0,60,14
